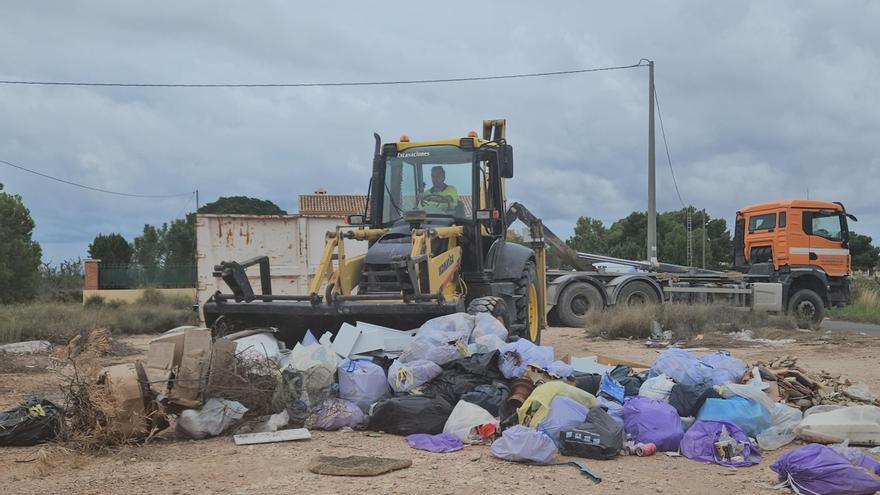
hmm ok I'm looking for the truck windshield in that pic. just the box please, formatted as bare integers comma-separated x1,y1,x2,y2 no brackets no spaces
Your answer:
382,145,473,224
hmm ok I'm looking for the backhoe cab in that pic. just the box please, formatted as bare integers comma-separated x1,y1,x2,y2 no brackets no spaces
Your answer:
203,120,546,344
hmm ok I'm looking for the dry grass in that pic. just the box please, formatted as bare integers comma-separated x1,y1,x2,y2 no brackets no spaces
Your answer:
829,276,880,324
0,291,197,344
585,303,797,340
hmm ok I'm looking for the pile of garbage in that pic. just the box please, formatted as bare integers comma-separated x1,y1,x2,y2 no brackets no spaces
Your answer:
2,315,879,489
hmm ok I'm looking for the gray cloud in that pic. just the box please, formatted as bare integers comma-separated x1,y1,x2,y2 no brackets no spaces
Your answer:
1,0,877,263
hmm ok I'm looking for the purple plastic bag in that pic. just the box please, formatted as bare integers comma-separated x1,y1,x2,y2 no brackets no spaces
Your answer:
680,420,761,467
771,443,880,495
623,396,683,452
405,433,464,453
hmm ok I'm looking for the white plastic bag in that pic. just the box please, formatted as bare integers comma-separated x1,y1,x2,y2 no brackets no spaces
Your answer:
176,399,248,439
719,382,775,413
470,312,508,342
757,403,802,450
490,425,557,464
467,334,507,355
498,339,555,379
443,400,498,443
338,358,390,413
796,405,880,446
290,333,339,372
399,313,474,365
234,332,284,363
387,359,443,393
638,374,675,401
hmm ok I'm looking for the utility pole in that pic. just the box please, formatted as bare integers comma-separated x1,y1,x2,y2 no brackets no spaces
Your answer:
702,208,707,269
647,60,657,265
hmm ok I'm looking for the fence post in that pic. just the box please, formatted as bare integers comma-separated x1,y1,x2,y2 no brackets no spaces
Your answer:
84,259,101,291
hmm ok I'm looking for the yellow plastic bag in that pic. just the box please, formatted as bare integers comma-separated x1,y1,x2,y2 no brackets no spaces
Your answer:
517,381,597,427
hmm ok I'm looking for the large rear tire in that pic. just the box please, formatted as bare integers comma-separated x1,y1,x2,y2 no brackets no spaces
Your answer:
467,296,510,330
617,280,660,306
556,282,604,328
787,289,824,329
514,262,541,344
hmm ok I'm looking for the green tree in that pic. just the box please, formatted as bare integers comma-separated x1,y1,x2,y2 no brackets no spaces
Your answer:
164,214,196,266
567,216,608,254
198,196,286,215
133,224,165,267
88,233,133,265
0,183,43,303
849,232,880,273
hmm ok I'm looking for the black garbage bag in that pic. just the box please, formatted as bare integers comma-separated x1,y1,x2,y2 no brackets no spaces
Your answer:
369,396,453,435
560,406,624,460
443,351,504,380
668,382,720,418
571,373,602,395
0,398,64,447
461,382,509,417
419,351,506,404
609,365,643,397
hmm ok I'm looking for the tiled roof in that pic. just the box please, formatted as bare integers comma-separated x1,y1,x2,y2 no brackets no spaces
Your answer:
299,194,369,216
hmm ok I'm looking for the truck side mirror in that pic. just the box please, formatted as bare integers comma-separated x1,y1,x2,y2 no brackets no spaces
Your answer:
500,144,514,178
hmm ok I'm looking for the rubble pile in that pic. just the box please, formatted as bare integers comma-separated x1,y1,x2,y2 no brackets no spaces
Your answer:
756,355,880,409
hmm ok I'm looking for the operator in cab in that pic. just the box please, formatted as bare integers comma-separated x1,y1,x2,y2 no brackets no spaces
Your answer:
419,165,459,211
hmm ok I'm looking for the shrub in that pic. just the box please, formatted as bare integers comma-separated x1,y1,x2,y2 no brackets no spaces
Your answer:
585,303,796,340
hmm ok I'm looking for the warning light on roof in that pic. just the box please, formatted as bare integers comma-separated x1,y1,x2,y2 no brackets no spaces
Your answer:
399,135,410,142
467,130,478,138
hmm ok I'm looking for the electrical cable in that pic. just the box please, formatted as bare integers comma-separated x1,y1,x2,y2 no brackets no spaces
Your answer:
653,85,686,208
0,62,647,88
0,157,195,198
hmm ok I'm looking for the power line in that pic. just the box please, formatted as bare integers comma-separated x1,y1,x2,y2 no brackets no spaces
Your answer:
0,62,647,88
0,158,194,198
653,85,686,208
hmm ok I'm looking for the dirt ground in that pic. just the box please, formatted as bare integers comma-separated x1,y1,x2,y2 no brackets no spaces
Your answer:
2,326,879,495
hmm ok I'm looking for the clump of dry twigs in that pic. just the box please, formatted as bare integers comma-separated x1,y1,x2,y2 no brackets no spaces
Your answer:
205,353,282,417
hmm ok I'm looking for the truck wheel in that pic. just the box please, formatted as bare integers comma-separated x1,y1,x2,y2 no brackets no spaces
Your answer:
515,262,541,344
617,280,660,305
788,289,824,329
468,296,510,330
556,282,603,328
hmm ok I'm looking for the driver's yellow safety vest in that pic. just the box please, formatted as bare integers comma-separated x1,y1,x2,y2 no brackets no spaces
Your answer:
423,185,459,209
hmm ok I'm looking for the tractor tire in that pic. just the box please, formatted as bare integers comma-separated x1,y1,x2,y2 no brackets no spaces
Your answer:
514,262,541,344
556,282,604,328
787,289,824,329
617,280,660,306
467,296,510,330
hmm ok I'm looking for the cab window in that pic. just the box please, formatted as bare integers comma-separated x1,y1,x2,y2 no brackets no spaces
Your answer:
748,213,776,232
803,211,843,242
778,211,786,228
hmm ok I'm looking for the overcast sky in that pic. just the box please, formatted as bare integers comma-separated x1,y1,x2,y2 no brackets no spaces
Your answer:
2,1,878,264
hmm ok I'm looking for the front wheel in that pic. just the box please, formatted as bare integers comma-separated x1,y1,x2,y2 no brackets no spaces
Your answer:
514,262,541,344
787,289,824,329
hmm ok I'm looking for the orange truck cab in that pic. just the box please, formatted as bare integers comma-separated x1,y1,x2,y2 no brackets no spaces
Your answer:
733,199,856,324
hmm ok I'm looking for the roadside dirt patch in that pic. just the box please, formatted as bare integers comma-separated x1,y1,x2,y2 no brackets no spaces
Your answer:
1,329,878,494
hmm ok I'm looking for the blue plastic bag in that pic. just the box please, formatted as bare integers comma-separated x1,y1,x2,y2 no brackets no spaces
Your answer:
405,433,463,453
537,396,589,446
680,420,761,467
772,443,880,495
599,373,625,403
648,348,706,386
697,396,771,437
623,396,684,452
338,358,390,413
490,425,557,464
598,397,624,427
498,339,555,379
698,352,746,386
